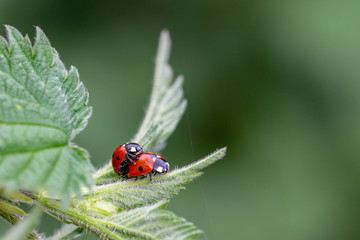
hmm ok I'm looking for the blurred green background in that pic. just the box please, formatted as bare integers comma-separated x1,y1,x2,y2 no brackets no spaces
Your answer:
1,0,360,239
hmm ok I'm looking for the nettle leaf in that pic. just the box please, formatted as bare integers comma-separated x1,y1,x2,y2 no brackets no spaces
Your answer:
133,30,187,151
94,30,187,184
95,201,202,240
0,26,93,201
39,199,201,240
0,201,26,216
88,148,226,209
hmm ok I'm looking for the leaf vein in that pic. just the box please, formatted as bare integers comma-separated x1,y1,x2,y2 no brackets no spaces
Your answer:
0,121,68,135
0,143,67,156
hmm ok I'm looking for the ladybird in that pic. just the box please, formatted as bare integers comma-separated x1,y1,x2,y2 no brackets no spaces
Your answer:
126,152,170,181
112,142,143,177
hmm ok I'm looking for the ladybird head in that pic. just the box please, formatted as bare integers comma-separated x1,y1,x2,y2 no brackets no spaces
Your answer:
125,142,144,159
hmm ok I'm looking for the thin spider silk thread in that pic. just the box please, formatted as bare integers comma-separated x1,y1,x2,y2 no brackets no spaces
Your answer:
186,111,212,240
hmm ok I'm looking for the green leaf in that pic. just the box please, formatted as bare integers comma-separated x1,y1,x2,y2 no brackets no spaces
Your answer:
0,26,93,201
92,201,202,240
0,189,33,203
94,30,187,184
0,190,30,226
88,148,226,209
0,206,42,240
133,30,187,151
0,209,18,225
38,198,201,240
0,201,26,216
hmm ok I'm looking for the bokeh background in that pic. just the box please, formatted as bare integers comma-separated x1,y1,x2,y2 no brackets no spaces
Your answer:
1,1,360,239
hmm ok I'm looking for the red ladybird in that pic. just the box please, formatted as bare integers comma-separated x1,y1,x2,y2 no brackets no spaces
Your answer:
127,152,170,181
112,142,143,177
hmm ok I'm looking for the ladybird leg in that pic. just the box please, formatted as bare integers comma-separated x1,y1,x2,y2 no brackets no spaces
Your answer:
128,153,138,165
130,155,136,165
124,153,135,165
149,173,152,182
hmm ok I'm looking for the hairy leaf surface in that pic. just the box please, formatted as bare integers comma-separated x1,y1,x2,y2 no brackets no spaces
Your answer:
0,26,93,201
91,148,226,209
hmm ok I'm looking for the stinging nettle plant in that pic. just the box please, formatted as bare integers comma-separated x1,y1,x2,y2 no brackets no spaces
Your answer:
0,25,226,240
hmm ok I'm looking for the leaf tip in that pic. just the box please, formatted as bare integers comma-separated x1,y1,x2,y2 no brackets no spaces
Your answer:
156,29,171,62
4,24,16,33
219,146,227,154
213,147,227,161
4,25,23,41
160,29,170,40
69,65,79,75
34,25,44,36
34,26,50,46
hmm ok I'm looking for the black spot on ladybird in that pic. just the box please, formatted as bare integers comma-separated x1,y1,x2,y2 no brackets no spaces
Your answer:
116,156,120,160
139,166,143,172
112,153,114,158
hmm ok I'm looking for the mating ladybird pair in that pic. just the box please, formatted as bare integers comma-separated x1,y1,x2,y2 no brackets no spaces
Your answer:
112,142,170,181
